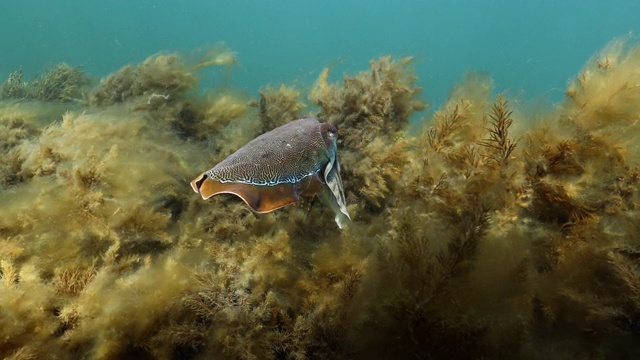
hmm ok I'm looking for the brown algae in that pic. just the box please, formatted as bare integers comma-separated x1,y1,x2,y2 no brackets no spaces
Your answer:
1,39,640,359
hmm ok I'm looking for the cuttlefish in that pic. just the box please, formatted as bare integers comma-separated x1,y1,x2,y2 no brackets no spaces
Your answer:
191,116,351,228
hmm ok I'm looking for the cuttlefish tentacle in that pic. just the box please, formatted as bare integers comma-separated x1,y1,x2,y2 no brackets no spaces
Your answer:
191,116,350,227
323,156,350,227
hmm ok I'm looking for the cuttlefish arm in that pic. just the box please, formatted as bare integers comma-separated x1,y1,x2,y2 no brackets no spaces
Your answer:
322,154,351,229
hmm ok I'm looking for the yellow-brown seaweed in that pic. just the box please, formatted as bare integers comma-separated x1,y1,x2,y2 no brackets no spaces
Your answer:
2,38,640,359
1,63,90,103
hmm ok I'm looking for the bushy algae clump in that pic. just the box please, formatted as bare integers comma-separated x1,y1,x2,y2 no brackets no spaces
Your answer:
2,38,640,359
256,84,306,132
1,63,90,102
0,100,75,186
310,56,426,213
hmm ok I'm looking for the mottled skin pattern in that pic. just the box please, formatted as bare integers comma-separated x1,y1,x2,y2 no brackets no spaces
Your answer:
206,117,334,186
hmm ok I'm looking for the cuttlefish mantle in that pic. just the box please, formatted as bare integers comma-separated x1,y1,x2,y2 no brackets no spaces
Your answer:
191,116,350,228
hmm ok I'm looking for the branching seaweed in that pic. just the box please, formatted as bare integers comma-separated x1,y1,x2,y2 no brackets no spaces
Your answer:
478,95,518,167
310,56,426,212
3,39,640,360
1,63,90,102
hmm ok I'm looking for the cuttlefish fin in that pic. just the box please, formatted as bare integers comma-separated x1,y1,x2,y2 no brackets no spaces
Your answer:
323,157,351,228
191,173,324,213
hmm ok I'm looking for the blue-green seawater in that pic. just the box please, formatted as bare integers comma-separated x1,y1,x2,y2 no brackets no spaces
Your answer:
1,0,638,110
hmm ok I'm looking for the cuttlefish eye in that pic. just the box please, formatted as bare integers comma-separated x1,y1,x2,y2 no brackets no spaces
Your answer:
320,123,338,146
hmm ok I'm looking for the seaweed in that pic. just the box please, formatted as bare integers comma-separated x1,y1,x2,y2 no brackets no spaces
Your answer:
3,38,640,359
514,38,640,358
0,100,71,187
354,206,491,359
256,84,306,132
195,42,239,69
90,53,196,107
0,63,90,102
4,346,40,360
1,67,30,100
89,52,254,153
30,63,90,102
54,263,97,296
310,56,426,211
0,118,35,186
478,95,518,167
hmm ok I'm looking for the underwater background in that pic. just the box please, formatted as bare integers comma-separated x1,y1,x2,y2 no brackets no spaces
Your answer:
2,0,640,109
2,1,640,359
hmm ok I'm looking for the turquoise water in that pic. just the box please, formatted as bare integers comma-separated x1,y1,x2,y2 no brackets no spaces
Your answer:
1,1,638,109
